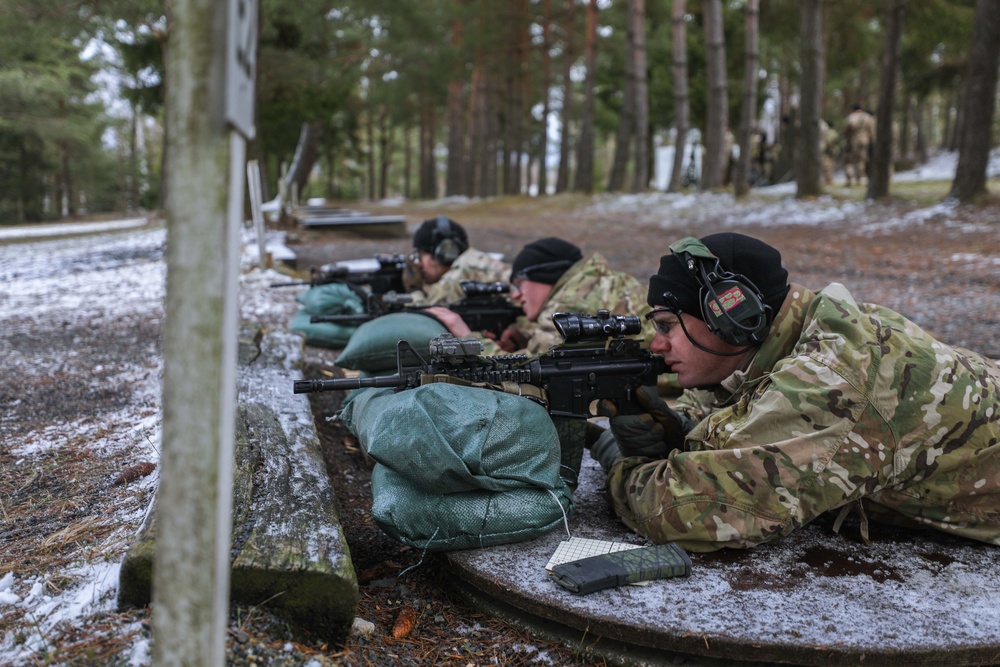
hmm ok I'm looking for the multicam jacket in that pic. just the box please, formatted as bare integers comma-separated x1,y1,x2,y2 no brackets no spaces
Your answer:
607,282,1000,552
410,247,510,305
476,253,654,357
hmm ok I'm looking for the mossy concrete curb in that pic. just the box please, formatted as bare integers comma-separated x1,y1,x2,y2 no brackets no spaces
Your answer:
118,324,358,641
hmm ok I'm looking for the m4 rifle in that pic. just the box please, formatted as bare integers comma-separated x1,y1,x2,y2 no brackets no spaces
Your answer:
309,280,524,339
294,310,669,419
270,253,416,296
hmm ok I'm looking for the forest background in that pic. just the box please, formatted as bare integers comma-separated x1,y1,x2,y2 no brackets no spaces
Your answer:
1,0,998,225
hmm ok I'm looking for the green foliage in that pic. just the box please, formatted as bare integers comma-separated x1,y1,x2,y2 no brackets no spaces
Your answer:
0,0,990,213
0,2,115,221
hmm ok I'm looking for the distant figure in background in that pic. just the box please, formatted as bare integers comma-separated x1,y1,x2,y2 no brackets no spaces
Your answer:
820,119,840,186
843,104,876,187
409,216,510,305
722,127,736,186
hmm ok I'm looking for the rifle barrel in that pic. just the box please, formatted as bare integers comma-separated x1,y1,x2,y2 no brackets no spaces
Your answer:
309,314,372,324
293,374,403,393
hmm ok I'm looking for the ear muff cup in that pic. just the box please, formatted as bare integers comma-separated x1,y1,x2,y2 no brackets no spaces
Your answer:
668,237,771,347
432,216,464,265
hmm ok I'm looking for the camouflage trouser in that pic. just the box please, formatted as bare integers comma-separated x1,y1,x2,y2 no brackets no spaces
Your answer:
822,155,835,185
844,140,870,185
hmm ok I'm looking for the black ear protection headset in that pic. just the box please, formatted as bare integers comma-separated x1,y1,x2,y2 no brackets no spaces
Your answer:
666,237,771,347
431,216,466,265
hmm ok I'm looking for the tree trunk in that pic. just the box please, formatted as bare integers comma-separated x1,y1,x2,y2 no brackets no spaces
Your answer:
867,0,904,200
950,0,1000,202
60,139,75,216
445,2,466,197
796,0,823,198
556,0,577,193
324,142,336,198
507,0,529,195
538,0,553,196
365,111,375,201
286,124,317,202
483,72,500,197
378,107,391,200
404,125,413,198
915,97,928,164
667,0,689,193
573,0,599,193
129,104,139,210
284,121,321,203
469,63,486,196
607,1,636,193
630,0,649,193
700,0,728,191
733,0,758,198
502,56,515,195
419,103,437,199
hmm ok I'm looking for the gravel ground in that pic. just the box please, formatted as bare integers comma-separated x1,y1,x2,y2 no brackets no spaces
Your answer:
2,182,999,666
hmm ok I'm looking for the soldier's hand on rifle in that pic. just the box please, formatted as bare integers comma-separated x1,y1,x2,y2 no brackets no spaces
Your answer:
596,386,693,459
425,307,472,338
496,325,528,353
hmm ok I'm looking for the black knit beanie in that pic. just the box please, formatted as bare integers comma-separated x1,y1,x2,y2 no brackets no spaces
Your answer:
510,237,583,285
412,217,469,255
648,233,790,318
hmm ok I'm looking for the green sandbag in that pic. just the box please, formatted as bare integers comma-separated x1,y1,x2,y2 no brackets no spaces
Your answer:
370,465,573,552
294,282,367,315
335,311,448,372
289,309,358,349
341,384,563,492
340,384,575,551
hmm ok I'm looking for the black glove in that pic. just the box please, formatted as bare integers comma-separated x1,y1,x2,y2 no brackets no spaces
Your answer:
596,386,694,459
589,429,624,473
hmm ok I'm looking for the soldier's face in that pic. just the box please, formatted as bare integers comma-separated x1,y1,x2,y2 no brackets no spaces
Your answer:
510,279,553,322
648,311,750,388
417,251,448,284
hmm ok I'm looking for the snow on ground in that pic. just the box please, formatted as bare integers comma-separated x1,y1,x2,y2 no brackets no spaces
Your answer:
0,152,997,665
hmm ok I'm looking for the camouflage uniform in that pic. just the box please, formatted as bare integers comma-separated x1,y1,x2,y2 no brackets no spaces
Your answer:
843,108,875,186
476,253,654,357
607,282,1000,552
410,247,510,305
819,120,839,185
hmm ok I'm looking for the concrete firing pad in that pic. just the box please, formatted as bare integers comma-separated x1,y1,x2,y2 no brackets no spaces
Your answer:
443,450,1000,666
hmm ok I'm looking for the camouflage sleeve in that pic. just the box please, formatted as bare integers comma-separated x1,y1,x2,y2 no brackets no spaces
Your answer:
421,278,466,305
606,358,876,552
470,333,503,357
525,255,655,357
423,249,511,305
673,389,713,423
406,289,429,305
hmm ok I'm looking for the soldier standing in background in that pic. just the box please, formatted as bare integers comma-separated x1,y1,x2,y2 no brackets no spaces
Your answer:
843,103,876,187
820,119,840,186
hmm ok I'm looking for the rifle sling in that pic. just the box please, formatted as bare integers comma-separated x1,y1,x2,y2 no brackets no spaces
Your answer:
419,373,549,410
